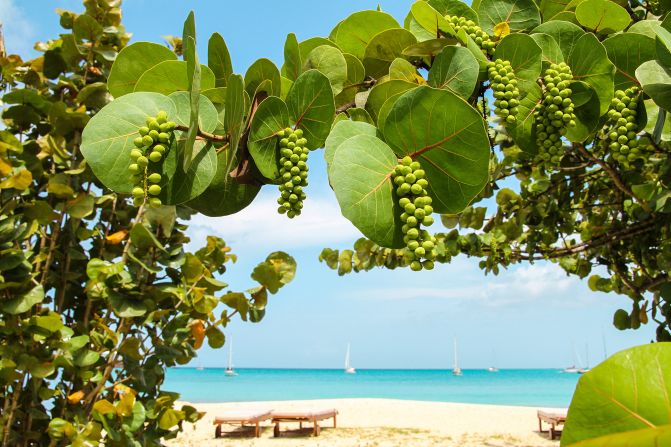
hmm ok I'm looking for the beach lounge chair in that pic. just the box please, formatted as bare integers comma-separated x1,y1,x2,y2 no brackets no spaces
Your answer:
271,408,338,437
213,409,272,438
537,408,568,440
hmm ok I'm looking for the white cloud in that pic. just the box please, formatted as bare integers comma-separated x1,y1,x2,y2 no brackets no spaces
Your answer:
354,263,580,307
186,192,362,254
0,0,35,57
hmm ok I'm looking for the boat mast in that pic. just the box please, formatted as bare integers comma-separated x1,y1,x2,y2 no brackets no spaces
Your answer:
345,343,351,369
227,337,233,370
453,338,459,370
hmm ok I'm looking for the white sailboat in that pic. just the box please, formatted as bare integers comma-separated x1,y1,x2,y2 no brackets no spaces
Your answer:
344,343,356,374
563,343,586,373
225,338,237,376
452,338,463,376
488,349,499,372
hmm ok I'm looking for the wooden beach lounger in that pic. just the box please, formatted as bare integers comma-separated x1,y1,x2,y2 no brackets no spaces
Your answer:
271,408,338,437
537,408,568,440
213,409,272,438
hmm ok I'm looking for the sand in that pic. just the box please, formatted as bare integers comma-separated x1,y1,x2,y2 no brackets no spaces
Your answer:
167,398,560,447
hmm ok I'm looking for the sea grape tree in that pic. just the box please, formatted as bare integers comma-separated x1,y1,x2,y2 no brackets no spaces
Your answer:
1,0,671,445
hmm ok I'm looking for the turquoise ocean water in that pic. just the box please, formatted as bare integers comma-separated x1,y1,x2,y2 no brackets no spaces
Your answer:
164,368,579,408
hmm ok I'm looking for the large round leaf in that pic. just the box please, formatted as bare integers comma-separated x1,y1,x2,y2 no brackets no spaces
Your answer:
410,1,455,38
364,79,417,124
330,134,403,248
134,61,216,96
298,37,340,60
568,426,671,447
286,69,335,150
381,86,489,214
477,0,541,34
160,92,218,205
324,120,379,173
532,20,585,61
562,343,671,446
603,33,656,91
80,92,177,194
248,96,289,181
244,58,281,99
508,82,542,154
187,149,260,216
566,33,615,116
335,53,366,107
108,42,177,98
575,0,631,35
565,81,601,142
303,45,347,96
363,28,417,79
531,33,564,70
427,46,479,99
636,61,671,112
329,10,400,59
208,32,233,88
494,34,543,97
427,0,479,22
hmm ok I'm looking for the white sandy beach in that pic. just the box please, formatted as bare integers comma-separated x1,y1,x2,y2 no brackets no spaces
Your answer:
167,398,560,447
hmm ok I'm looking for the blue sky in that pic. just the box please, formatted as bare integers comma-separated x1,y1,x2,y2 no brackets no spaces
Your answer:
2,0,655,369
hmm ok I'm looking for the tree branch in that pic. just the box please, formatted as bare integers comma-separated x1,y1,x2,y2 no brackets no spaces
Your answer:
174,124,229,143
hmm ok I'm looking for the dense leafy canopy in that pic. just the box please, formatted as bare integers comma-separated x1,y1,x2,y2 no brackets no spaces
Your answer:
1,0,671,445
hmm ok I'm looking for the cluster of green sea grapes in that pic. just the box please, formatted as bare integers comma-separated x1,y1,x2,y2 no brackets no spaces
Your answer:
276,127,309,218
534,62,576,166
129,111,175,207
444,15,495,55
487,59,520,125
602,87,650,168
393,156,437,271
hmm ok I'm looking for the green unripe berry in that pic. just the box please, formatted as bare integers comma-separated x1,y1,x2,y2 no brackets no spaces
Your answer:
402,156,413,166
148,151,161,162
415,247,426,257
148,184,161,196
407,228,419,239
133,197,144,207
134,137,144,148
399,198,411,207
158,132,171,143
130,149,143,160
423,261,435,270
132,187,144,198
142,136,154,146
410,184,423,195
148,173,162,184
137,156,148,167
128,163,140,174
149,197,162,208
410,261,422,271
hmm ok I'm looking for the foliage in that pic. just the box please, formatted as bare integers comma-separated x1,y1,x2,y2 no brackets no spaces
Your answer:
0,2,295,446
316,0,671,343
561,343,671,446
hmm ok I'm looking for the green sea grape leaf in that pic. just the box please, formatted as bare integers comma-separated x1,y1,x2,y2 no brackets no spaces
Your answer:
636,61,671,112
561,343,671,446
183,35,201,171
347,108,374,125
134,61,216,96
283,33,302,82
568,426,671,447
224,74,245,154
298,37,340,60
540,0,572,19
208,32,233,88
187,148,261,216
567,33,615,116
330,10,400,59
0,285,44,315
404,11,437,43
655,25,671,68
575,0,631,35
286,69,335,150
303,45,347,96
603,33,656,91
532,20,585,61
160,92,218,204
410,1,455,37
389,58,418,81
628,20,662,39
108,42,177,98
81,92,177,194
324,120,379,174
251,252,297,294
363,28,417,79
565,81,601,142
248,96,289,181
335,53,366,107
428,46,479,99
508,82,540,154
495,34,543,97
381,86,490,214
477,0,541,34
531,33,564,70
201,87,226,111
365,79,417,124
330,134,404,248
244,58,281,99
